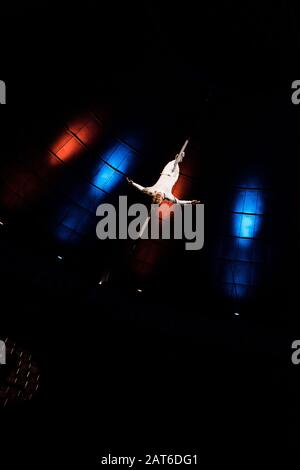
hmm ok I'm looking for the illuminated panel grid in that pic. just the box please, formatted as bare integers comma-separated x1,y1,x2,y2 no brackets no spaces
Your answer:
55,139,139,243
218,185,271,300
0,113,106,211
0,338,40,408
49,114,104,166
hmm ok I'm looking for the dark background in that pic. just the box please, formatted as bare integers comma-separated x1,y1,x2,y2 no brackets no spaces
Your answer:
0,1,299,465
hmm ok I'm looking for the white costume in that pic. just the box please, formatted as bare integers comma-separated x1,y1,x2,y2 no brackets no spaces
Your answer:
130,157,193,204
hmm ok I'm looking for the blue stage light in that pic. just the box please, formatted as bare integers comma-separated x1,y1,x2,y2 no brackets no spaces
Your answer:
55,139,138,243
223,181,266,299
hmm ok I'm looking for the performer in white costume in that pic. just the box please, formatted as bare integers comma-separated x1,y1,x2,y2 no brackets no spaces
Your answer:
127,140,200,205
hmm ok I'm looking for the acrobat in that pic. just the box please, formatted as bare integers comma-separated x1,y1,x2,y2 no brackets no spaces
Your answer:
126,140,200,205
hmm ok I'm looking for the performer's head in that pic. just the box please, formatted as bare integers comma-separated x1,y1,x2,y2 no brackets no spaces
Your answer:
152,192,164,205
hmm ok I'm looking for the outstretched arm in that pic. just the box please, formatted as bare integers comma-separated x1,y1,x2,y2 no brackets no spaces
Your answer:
175,198,201,205
127,177,145,193
164,193,200,205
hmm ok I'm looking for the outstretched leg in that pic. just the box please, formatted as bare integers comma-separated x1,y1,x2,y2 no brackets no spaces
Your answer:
172,139,189,171
176,139,189,162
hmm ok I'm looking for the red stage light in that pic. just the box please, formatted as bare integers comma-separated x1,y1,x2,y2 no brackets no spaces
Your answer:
49,113,105,166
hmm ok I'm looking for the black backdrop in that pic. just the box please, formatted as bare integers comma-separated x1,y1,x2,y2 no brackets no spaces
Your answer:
0,2,299,465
